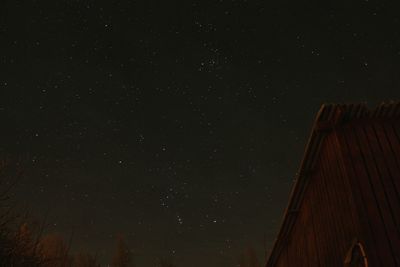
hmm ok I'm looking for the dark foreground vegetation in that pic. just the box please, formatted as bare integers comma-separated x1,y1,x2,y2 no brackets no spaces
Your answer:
0,161,262,267
0,161,141,267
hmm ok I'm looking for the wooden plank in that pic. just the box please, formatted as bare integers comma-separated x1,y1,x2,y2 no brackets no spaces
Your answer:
299,197,310,267
330,131,361,237
382,122,400,196
307,177,321,267
335,127,383,267
303,192,319,267
326,132,367,267
355,122,400,265
318,140,345,266
302,219,312,267
275,243,285,267
372,121,400,201
293,220,305,266
308,172,325,266
366,122,400,236
323,134,356,259
294,231,302,266
285,229,294,266
302,219,310,267
291,210,307,267
319,147,342,255
286,234,297,267
311,160,333,266
279,244,289,267
342,123,396,266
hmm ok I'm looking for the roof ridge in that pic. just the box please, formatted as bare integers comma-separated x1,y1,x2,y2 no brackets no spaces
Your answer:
317,101,400,124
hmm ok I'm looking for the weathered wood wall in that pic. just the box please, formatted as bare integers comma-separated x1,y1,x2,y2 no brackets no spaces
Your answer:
337,118,400,266
274,130,361,266
268,104,400,267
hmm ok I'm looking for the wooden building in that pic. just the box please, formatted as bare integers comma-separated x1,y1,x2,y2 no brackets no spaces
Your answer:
266,102,400,267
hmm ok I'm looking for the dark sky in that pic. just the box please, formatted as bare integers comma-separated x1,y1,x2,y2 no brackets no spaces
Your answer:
1,0,400,266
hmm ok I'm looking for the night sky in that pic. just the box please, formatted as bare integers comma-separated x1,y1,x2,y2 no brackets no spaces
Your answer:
1,0,400,266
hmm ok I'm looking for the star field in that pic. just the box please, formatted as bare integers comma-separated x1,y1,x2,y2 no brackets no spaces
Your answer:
1,0,400,266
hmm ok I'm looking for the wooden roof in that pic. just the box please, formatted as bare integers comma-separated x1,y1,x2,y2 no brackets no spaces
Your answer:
266,101,400,267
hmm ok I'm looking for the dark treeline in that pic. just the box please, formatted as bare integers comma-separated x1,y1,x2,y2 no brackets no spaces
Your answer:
0,161,141,267
0,161,262,267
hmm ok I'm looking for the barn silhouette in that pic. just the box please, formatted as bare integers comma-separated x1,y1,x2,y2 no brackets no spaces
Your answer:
266,102,400,267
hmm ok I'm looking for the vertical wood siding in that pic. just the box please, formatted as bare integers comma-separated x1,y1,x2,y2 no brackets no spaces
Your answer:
271,116,400,266
274,131,360,266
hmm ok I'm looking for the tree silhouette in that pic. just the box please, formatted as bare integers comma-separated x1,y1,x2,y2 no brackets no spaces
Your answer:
38,233,72,267
0,162,43,266
112,235,134,267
